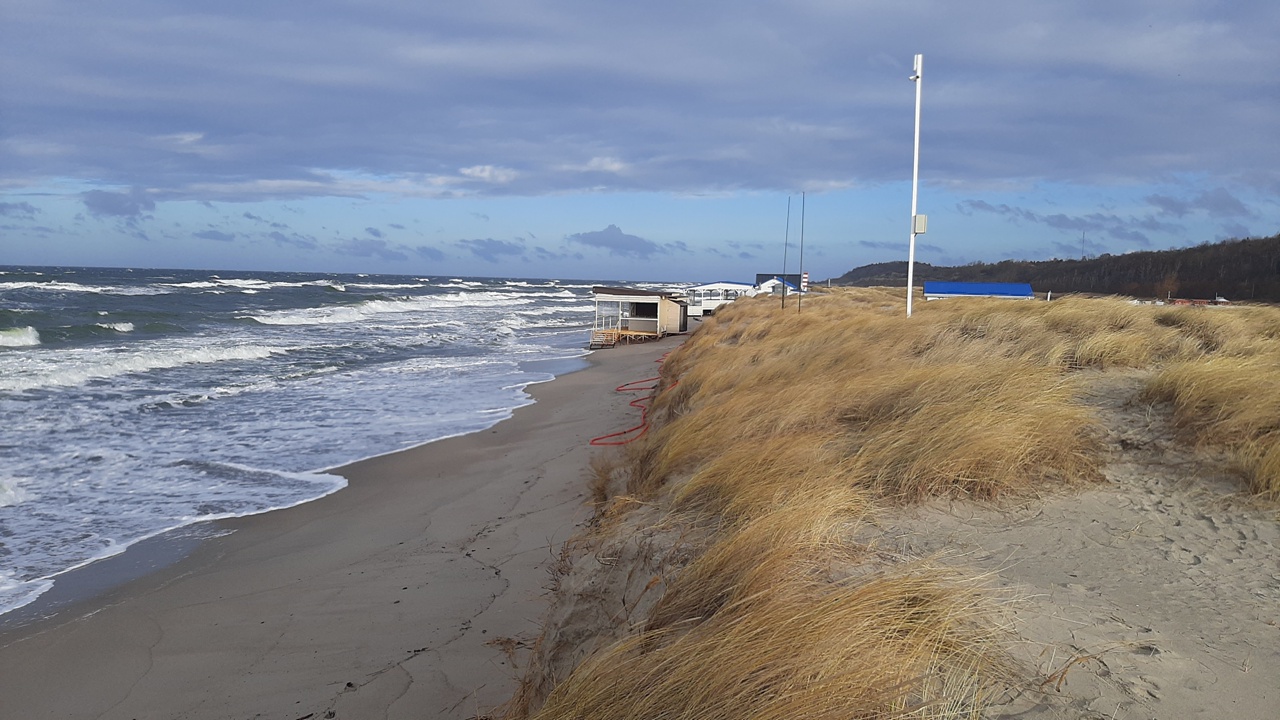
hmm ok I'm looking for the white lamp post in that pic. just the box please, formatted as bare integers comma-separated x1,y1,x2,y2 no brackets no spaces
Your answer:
906,53,925,317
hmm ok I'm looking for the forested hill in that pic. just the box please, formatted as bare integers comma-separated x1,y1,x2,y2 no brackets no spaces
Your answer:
829,234,1280,302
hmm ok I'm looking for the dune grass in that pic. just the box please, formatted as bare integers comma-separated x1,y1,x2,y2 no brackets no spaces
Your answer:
512,291,1280,720
536,563,1013,720
1142,351,1280,499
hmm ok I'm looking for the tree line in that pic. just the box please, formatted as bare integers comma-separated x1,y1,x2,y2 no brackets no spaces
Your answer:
829,234,1280,302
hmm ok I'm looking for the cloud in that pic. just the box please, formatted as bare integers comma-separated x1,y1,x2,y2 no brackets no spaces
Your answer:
567,224,661,258
1218,222,1252,240
958,199,1176,246
365,226,383,238
81,189,155,218
861,239,942,254
1146,188,1252,219
195,229,235,242
457,237,526,263
459,166,518,184
413,245,446,262
0,202,38,219
4,3,1279,273
334,237,408,262
268,230,319,249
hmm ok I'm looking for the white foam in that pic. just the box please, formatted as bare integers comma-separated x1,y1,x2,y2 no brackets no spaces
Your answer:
0,326,40,347
0,574,53,617
0,281,166,296
95,322,135,332
246,293,532,326
0,477,34,507
1,344,281,393
347,282,425,290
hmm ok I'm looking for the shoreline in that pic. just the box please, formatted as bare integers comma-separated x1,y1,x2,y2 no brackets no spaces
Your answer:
0,353,591,630
0,335,684,719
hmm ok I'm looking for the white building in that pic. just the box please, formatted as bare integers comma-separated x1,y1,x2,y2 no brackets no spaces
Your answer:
685,281,758,317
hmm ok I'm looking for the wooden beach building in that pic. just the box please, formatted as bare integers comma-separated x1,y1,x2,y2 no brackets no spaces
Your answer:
590,286,688,348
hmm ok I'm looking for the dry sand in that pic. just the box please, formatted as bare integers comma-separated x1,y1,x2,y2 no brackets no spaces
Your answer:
0,335,685,720
876,369,1280,719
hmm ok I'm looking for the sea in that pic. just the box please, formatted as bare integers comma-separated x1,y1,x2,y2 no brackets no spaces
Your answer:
0,266,675,619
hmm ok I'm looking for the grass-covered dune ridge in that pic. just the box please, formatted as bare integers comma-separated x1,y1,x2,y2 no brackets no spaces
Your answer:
507,290,1280,719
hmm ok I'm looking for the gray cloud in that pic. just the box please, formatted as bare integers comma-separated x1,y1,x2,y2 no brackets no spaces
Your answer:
0,202,39,219
1146,188,1252,219
958,200,1186,247
4,3,1276,203
858,239,942,254
334,237,408,262
268,230,319,249
567,225,661,258
413,245,446,262
457,238,525,263
195,229,235,242
365,227,383,238
81,189,155,218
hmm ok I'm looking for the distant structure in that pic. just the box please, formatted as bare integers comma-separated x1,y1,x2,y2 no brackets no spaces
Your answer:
755,273,806,290
589,286,688,348
757,276,803,296
923,281,1034,301
685,281,757,317
1170,295,1231,306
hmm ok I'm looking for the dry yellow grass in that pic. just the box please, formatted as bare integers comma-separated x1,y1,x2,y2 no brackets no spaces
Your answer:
1143,352,1280,499
634,293,1107,505
510,291,1280,719
535,563,1013,720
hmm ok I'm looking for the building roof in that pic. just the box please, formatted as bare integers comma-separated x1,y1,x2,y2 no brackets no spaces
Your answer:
592,285,682,299
689,281,755,290
923,281,1034,298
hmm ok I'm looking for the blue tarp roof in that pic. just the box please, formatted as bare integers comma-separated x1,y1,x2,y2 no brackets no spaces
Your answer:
923,281,1033,297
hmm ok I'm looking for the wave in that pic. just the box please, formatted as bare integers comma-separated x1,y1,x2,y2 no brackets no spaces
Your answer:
0,477,34,507
0,326,40,347
0,344,281,393
0,463,346,617
245,292,534,326
95,322,135,333
160,278,346,292
0,281,167,296
516,305,595,316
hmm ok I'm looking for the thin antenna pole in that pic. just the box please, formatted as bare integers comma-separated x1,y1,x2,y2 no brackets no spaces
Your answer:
781,195,791,309
798,191,805,313
906,53,923,318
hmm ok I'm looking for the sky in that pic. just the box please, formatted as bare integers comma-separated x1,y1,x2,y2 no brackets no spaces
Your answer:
2,0,1278,282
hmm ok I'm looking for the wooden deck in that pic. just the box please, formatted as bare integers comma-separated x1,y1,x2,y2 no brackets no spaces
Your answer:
588,328,663,349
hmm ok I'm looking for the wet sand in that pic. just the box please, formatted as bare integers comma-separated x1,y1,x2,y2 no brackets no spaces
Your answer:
0,335,683,720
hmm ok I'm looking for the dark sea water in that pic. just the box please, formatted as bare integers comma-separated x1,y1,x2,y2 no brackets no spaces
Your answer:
0,266,672,617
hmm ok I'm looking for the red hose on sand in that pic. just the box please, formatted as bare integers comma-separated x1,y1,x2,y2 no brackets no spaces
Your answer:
589,353,676,446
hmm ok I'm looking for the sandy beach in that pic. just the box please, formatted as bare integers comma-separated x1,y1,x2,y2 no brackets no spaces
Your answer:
0,335,685,720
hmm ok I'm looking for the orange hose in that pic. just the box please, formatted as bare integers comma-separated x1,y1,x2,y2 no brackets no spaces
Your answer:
589,353,675,446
